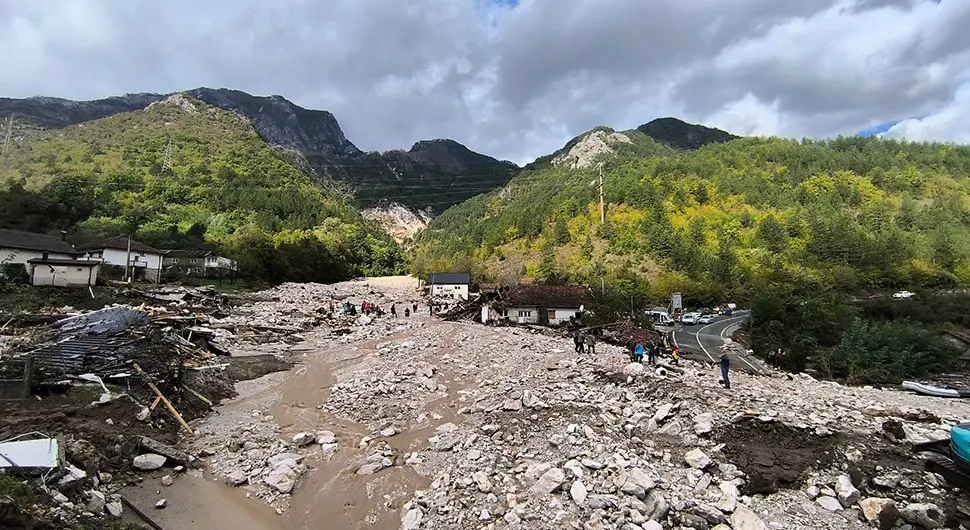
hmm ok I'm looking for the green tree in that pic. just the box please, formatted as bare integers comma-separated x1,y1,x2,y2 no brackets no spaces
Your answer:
756,214,788,253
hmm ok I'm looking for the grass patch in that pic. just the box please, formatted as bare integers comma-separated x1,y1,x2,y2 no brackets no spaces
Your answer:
0,473,35,505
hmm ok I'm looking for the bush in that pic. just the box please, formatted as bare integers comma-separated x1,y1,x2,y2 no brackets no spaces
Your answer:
816,319,960,384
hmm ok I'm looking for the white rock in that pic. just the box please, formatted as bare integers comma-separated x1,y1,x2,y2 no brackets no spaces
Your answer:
467,449,482,460
717,481,738,513
226,470,248,486
522,389,541,408
85,490,106,513
265,461,301,493
292,431,315,446
155,499,167,509
581,458,605,470
267,453,303,467
529,468,565,496
729,504,767,530
642,522,663,530
402,507,423,530
106,501,123,517
503,398,523,411
472,471,493,493
653,403,673,422
133,454,167,471
570,481,588,504
479,509,491,521
622,363,646,377
320,443,339,457
316,431,336,444
835,474,860,507
816,496,843,512
684,449,712,469
380,427,397,437
694,412,715,435
161,475,173,487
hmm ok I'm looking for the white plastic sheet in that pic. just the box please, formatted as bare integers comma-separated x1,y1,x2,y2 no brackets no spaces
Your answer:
0,438,61,469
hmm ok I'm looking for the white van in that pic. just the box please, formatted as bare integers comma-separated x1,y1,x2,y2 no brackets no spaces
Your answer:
646,309,674,326
681,312,699,325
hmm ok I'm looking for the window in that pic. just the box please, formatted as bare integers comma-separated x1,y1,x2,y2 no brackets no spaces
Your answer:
518,310,532,317
548,310,556,321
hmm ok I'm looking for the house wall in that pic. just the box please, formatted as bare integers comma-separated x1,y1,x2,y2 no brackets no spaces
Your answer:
431,283,469,300
88,248,162,282
487,305,580,326
547,307,581,326
0,248,76,265
29,264,99,287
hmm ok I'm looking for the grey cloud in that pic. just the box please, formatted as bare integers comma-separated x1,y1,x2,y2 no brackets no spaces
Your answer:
1,0,968,164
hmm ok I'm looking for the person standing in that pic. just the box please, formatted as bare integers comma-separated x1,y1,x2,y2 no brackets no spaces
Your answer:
404,307,411,318
646,342,657,366
584,334,595,355
719,344,732,389
391,304,397,318
573,332,584,353
634,343,645,363
670,346,681,365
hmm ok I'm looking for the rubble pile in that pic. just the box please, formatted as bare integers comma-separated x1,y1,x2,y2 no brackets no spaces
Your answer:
195,279,970,530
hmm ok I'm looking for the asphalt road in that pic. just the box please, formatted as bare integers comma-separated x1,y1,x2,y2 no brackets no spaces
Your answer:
668,311,767,374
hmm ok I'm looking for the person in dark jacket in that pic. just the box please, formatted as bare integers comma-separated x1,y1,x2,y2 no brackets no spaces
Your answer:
573,332,585,353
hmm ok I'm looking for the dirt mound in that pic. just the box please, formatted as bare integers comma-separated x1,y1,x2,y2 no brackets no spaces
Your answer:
717,419,840,494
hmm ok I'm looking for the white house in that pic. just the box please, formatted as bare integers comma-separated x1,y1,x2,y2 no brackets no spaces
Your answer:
27,258,100,287
427,273,471,300
163,250,238,277
0,229,80,265
485,284,595,326
77,237,164,283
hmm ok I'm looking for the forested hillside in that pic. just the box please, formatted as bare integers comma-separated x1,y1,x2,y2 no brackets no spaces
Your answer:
0,95,403,283
416,127,970,303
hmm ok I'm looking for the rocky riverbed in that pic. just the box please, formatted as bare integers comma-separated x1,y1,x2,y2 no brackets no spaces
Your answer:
146,277,969,530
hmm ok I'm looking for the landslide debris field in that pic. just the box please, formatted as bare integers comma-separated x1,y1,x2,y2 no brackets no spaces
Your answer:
1,278,969,530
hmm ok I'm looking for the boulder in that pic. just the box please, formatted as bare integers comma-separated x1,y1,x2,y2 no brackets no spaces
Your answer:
402,507,423,530
320,443,338,457
899,503,945,529
133,454,166,471
836,474,861,507
622,363,646,377
570,481,588,504
226,469,248,486
581,458,605,470
106,501,123,517
522,389,541,408
694,413,715,436
642,491,670,521
653,403,673,423
85,490,106,514
684,449,712,469
317,431,336,444
155,499,167,509
267,453,303,467
693,504,727,525
642,522,663,530
472,471,493,493
161,475,173,487
292,432,315,446
529,468,565,497
716,481,738,513
265,460,301,493
816,496,843,512
502,398,523,411
859,497,899,529
729,504,768,530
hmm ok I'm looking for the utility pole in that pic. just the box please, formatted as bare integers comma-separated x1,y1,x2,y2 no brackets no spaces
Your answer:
598,163,605,224
124,236,132,282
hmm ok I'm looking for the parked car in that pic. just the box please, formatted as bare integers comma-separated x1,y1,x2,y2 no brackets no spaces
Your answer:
893,290,915,300
681,312,699,325
698,307,713,315
698,314,714,325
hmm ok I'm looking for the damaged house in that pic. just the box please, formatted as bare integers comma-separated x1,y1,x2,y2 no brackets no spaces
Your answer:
484,284,594,326
0,228,100,287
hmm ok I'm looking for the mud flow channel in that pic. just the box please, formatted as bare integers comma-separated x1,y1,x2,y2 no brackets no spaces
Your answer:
128,317,468,530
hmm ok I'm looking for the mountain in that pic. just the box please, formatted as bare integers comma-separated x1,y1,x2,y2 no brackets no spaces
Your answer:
0,88,517,213
0,94,403,283
636,117,739,150
414,124,970,303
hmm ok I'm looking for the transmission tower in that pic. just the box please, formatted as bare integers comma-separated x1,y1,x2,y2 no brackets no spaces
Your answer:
162,137,173,172
0,115,13,162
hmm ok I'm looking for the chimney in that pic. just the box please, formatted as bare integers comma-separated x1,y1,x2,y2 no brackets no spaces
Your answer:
59,230,67,242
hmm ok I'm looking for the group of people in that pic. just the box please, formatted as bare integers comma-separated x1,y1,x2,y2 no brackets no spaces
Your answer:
572,332,597,354
389,302,421,318
630,340,680,366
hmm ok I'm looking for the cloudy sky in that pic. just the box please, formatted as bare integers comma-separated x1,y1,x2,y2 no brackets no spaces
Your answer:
2,0,969,164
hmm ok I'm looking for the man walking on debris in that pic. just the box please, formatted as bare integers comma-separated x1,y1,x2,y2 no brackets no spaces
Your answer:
584,334,595,354
646,342,658,365
573,332,585,353
719,339,734,389
634,342,645,363
391,304,397,318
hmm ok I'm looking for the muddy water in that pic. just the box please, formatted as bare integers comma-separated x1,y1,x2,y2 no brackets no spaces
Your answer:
123,468,280,530
275,321,469,530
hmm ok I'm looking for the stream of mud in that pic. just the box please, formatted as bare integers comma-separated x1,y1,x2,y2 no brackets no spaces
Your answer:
128,316,469,530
